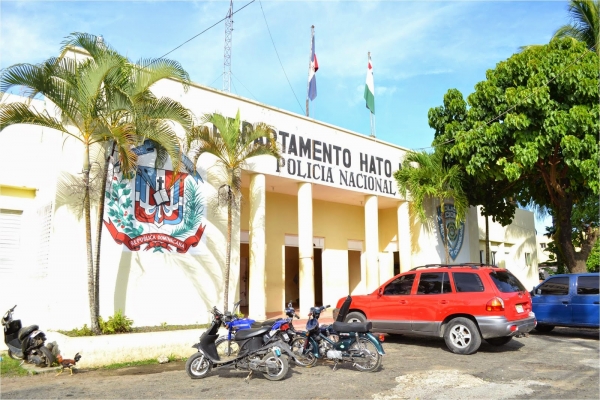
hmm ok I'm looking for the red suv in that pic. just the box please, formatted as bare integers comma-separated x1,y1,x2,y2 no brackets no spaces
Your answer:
333,264,537,355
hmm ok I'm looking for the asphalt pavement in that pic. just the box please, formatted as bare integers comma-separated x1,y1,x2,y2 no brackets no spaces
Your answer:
2,327,598,399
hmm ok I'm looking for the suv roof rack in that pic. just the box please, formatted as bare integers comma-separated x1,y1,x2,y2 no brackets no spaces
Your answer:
410,263,497,271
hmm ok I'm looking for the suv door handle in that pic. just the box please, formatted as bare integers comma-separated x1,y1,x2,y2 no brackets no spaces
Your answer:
562,301,569,304
399,300,408,305
439,300,448,304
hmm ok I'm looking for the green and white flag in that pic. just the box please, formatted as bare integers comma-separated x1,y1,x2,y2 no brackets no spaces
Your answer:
364,54,375,114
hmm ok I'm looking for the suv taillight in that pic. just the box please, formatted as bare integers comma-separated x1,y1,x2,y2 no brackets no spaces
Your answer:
486,297,504,312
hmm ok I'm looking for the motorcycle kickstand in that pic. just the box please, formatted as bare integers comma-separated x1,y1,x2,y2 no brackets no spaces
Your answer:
244,370,253,384
332,361,339,372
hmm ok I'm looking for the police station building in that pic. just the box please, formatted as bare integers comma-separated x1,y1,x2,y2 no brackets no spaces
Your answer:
0,50,540,329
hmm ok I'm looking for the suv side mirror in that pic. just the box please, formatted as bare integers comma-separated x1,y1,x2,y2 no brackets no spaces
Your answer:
378,287,383,297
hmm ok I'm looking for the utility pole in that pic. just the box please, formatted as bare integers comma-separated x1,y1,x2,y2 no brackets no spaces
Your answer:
223,0,233,92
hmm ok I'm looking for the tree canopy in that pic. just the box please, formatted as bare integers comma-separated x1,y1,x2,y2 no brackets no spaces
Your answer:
434,38,599,273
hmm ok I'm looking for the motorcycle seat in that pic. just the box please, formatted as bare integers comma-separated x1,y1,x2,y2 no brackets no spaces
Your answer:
332,321,372,333
251,318,282,328
234,326,271,340
18,325,39,341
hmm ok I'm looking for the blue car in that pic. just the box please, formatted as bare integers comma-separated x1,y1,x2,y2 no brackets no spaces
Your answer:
531,273,599,332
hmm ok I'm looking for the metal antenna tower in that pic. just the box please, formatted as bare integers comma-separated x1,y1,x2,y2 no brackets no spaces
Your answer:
223,0,233,92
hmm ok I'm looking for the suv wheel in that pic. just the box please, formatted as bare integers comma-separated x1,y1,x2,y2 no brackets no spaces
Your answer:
444,317,481,355
345,312,366,324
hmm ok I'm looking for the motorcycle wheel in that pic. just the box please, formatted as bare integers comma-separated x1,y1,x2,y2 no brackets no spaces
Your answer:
39,346,55,368
215,336,240,360
7,349,18,360
261,353,289,381
289,337,318,367
185,352,212,379
350,337,382,372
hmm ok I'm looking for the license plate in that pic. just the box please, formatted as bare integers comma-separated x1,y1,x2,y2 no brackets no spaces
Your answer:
515,304,524,313
282,333,289,341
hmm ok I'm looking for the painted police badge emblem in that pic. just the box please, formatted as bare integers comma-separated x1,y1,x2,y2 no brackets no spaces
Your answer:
103,141,206,253
436,203,465,261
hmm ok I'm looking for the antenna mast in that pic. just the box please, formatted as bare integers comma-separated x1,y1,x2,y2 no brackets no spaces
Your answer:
223,0,233,92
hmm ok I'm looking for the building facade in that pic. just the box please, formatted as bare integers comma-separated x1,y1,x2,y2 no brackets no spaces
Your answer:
0,50,540,330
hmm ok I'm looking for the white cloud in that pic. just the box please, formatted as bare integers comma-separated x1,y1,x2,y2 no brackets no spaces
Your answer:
0,16,56,68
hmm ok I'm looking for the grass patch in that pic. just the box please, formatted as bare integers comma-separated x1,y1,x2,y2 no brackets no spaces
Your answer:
100,358,161,370
1,352,29,377
57,323,209,337
101,355,186,370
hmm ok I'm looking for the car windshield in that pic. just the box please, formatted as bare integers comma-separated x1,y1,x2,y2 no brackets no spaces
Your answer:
489,270,526,292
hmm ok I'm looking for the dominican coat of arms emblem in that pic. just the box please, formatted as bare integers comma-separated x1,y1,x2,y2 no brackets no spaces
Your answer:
436,203,465,261
103,141,206,253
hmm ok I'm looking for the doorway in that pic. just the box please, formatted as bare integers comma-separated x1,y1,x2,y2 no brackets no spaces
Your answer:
239,243,249,314
348,250,362,295
284,235,324,308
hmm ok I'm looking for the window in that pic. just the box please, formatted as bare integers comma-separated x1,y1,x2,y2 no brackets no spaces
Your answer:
452,272,485,292
577,276,599,295
491,251,497,266
540,243,547,249
479,250,484,264
489,270,526,293
383,274,415,295
417,272,452,295
0,209,23,274
537,277,569,295
525,252,532,266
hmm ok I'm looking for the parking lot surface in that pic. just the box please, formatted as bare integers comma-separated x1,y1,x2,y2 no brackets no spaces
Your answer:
2,327,598,399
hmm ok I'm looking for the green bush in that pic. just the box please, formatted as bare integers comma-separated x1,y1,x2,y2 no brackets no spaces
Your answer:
100,310,133,334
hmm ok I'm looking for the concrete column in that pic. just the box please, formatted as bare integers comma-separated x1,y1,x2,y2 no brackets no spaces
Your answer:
364,195,380,292
249,174,267,320
397,201,412,272
298,182,314,316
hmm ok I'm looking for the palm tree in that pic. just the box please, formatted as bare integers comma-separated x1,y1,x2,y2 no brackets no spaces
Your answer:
0,34,192,333
552,0,599,55
185,111,280,312
60,33,192,323
394,149,468,263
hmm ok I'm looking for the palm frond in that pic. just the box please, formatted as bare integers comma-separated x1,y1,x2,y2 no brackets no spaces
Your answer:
0,102,74,137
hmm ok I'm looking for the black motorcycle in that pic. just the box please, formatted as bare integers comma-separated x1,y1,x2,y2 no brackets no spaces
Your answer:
290,296,385,371
2,305,57,367
185,306,296,381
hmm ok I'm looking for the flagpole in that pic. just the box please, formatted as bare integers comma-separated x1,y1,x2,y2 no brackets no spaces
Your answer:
306,25,314,117
368,52,376,138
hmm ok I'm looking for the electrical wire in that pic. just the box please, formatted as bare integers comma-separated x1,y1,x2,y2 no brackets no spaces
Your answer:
149,0,257,66
231,72,258,101
414,44,597,151
258,0,304,114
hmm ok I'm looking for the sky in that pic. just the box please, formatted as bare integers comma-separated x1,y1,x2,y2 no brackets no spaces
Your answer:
0,0,565,232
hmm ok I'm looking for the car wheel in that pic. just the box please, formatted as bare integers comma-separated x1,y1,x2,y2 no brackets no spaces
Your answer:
345,312,366,324
534,324,555,333
444,317,482,355
485,337,513,346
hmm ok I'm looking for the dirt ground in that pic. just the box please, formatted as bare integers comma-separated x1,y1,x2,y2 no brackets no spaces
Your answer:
1,327,598,399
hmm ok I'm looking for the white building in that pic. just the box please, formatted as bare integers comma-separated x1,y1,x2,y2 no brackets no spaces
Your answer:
0,48,540,331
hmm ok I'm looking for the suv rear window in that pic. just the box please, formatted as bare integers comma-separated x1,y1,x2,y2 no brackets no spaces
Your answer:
489,270,527,293
577,276,599,295
417,272,452,295
452,272,484,292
